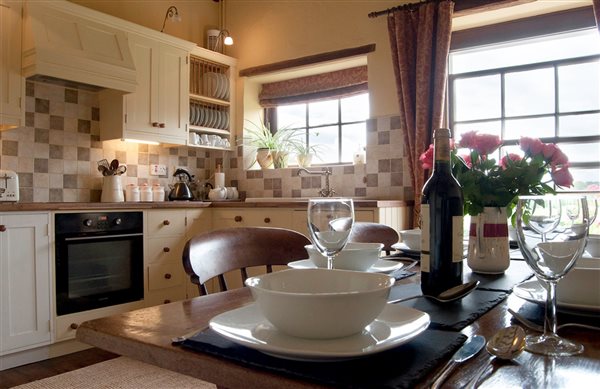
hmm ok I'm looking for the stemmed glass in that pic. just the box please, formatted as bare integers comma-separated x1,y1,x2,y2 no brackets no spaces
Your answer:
515,195,589,356
307,198,355,270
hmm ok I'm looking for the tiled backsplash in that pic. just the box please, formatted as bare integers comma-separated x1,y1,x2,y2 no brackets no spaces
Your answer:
0,81,413,202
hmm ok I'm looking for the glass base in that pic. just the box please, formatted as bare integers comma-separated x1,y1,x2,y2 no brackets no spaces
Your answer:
525,333,584,356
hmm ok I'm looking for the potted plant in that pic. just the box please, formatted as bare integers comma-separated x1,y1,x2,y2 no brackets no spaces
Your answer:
293,142,323,168
244,119,301,169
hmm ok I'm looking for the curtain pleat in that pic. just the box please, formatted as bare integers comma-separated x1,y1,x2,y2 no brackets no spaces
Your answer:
387,0,454,227
594,0,600,33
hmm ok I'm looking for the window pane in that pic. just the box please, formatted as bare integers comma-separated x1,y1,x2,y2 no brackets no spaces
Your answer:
557,142,600,163
341,123,366,162
278,104,306,129
569,167,600,191
558,61,600,113
310,126,338,164
309,100,338,127
450,29,600,74
559,113,600,137
505,117,555,140
454,75,501,121
505,68,555,116
341,94,369,122
454,121,501,141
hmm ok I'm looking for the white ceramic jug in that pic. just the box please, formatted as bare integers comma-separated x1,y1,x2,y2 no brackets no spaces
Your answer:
101,175,124,202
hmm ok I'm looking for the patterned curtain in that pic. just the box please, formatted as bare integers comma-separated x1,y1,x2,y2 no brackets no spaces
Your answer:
594,0,600,33
387,0,454,227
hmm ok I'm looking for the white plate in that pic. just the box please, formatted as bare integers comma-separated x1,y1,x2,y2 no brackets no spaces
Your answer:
203,72,219,98
391,242,421,256
513,279,600,313
287,258,404,273
209,303,430,361
197,106,204,126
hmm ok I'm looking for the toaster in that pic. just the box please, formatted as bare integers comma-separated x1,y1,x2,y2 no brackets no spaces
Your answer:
0,170,19,202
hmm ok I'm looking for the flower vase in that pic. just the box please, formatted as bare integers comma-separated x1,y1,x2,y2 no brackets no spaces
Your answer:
467,207,510,274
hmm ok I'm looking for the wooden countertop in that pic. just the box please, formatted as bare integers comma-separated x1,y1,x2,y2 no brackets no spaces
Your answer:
0,199,409,212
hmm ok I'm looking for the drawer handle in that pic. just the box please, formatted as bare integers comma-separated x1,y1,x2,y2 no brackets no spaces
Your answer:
0,225,5,232
234,216,242,222
159,123,165,128
264,217,271,223
70,323,79,330
164,273,172,279
164,299,171,304
152,122,159,127
163,220,171,226
163,247,170,253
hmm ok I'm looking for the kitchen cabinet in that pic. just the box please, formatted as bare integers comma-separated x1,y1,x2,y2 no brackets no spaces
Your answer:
0,212,51,355
0,0,24,129
100,29,195,145
183,209,212,298
188,46,236,151
212,208,292,230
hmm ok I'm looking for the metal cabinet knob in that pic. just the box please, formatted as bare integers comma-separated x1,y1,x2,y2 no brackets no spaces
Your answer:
163,247,170,253
163,220,170,226
163,299,171,304
152,122,159,127
70,323,79,330
234,216,242,222
264,217,271,223
159,123,165,128
164,273,172,279
0,225,5,232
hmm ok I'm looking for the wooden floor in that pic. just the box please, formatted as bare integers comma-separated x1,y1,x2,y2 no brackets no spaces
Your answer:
0,348,118,388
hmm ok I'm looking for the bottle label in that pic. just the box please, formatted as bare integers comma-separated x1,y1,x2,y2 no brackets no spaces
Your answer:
420,204,430,272
452,215,464,262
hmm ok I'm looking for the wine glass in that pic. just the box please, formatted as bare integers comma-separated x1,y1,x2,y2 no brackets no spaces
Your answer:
515,194,589,356
307,198,354,270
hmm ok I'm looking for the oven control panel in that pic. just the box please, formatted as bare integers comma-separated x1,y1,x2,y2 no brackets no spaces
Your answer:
55,212,143,235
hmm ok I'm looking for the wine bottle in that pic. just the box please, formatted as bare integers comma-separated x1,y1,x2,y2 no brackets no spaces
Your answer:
421,128,464,296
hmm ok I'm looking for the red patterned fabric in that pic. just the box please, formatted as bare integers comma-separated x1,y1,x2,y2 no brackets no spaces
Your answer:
387,0,454,227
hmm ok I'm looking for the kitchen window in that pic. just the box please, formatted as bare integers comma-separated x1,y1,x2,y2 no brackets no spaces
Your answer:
266,93,369,165
449,14,600,191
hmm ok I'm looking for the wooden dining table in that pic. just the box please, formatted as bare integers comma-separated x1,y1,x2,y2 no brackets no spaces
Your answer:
76,263,600,388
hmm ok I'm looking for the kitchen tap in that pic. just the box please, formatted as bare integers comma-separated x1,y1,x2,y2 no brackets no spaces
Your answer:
297,168,335,197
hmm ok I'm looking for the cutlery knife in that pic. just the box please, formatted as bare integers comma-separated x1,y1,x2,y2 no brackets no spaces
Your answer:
429,334,485,389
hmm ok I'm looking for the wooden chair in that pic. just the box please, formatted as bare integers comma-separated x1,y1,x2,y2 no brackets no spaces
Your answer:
182,227,311,295
348,222,400,255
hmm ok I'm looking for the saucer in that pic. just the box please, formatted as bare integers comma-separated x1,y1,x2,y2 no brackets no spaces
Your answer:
209,303,430,361
513,279,600,313
391,242,421,256
287,258,404,273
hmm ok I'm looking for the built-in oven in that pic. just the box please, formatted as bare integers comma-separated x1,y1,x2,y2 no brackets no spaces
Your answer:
55,211,144,316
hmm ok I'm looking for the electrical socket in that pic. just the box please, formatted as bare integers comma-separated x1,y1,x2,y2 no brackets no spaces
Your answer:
150,164,167,176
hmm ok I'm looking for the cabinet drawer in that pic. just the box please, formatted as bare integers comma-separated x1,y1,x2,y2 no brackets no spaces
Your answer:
147,236,185,264
145,287,186,306
147,210,186,236
148,261,184,291
212,209,292,229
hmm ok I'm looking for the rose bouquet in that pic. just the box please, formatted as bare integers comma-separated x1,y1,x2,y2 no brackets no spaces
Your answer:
420,131,573,217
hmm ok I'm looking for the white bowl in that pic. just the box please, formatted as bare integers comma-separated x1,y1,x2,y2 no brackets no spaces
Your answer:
558,256,600,306
400,229,421,250
586,235,600,257
305,242,383,271
245,269,394,339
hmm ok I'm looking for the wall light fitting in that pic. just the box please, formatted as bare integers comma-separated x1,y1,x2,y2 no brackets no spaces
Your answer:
160,5,181,33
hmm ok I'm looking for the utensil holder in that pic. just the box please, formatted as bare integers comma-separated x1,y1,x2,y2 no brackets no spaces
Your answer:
101,175,124,202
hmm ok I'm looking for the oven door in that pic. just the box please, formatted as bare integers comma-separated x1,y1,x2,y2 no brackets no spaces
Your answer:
55,232,144,316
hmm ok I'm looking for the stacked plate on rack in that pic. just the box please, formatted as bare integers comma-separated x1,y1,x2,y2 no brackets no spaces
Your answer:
189,103,230,130
203,72,230,100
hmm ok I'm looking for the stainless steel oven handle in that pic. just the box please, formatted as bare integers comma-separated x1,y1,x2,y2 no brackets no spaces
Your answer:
64,233,144,241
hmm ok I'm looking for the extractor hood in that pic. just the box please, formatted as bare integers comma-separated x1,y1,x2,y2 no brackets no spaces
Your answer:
22,1,137,93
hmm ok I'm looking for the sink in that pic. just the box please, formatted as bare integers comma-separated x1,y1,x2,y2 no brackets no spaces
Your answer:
244,197,313,202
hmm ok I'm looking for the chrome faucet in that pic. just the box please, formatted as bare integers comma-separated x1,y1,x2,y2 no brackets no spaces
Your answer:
297,168,336,197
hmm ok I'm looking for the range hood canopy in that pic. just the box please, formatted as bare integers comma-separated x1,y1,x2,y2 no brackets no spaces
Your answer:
22,1,137,93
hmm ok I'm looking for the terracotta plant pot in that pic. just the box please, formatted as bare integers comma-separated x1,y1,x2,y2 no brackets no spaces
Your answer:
256,148,274,169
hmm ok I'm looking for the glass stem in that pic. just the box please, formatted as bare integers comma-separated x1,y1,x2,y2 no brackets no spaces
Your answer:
544,280,558,336
327,256,333,270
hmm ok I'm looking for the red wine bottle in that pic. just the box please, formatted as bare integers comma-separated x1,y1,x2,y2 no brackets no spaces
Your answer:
421,128,464,296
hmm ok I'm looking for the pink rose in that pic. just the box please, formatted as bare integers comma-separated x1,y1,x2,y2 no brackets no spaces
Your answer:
542,143,559,160
458,131,478,149
419,144,434,170
500,153,522,169
460,154,472,169
551,148,569,167
551,166,574,187
520,137,544,156
474,134,502,155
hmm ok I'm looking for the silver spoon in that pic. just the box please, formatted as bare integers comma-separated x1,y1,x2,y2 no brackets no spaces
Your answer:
389,280,479,304
465,325,526,388
508,308,600,333
171,326,208,344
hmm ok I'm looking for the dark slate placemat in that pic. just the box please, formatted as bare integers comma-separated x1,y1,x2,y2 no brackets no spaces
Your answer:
182,328,467,389
465,260,534,292
388,284,508,331
513,301,600,327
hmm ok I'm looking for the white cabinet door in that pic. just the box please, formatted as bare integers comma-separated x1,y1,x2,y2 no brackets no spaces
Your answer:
158,44,188,142
0,0,24,129
0,213,51,354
